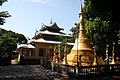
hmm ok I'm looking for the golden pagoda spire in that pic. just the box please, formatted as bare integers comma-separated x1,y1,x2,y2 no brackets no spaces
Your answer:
72,2,93,51
79,2,86,39
63,2,94,66
79,3,84,27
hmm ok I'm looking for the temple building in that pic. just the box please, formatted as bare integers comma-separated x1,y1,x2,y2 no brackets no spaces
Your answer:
63,4,94,66
17,21,74,62
17,44,35,59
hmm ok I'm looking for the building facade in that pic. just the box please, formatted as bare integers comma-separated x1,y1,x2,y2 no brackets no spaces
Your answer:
17,21,74,62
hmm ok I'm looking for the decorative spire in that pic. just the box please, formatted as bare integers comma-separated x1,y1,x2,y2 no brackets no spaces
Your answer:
93,46,98,65
52,45,56,62
50,18,52,24
63,1,94,66
79,2,86,39
110,41,115,64
58,44,62,63
104,44,109,63
64,45,68,64
79,0,84,27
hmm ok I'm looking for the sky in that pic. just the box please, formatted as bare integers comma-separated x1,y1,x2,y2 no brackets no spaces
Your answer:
0,0,83,39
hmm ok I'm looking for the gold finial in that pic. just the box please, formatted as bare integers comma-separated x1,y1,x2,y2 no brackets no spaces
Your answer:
93,46,98,65
79,1,84,26
79,0,83,15
110,41,115,64
79,1,86,38
50,18,52,24
105,44,109,61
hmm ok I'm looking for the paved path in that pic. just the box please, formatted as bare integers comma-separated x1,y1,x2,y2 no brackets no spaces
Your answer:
0,65,120,80
0,65,68,80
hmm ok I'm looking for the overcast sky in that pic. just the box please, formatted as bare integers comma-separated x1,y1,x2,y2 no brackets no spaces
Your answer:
0,0,83,38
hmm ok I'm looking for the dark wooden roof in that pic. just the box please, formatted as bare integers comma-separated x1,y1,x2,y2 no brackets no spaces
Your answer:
40,22,64,32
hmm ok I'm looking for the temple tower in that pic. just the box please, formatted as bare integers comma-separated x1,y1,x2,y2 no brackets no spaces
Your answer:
63,4,94,66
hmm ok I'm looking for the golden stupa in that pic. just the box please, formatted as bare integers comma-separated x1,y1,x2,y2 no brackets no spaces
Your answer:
63,4,94,66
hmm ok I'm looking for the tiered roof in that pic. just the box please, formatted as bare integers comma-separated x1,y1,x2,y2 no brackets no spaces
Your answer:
40,22,64,32
29,21,74,45
33,21,72,39
29,38,74,45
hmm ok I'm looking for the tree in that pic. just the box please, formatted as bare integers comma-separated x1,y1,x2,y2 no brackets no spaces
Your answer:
0,0,11,25
0,0,7,5
84,0,120,57
0,33,16,58
0,28,27,65
0,0,27,65
85,17,110,56
70,22,79,40
70,0,120,57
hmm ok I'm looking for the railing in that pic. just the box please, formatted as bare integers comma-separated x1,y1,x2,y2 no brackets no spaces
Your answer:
41,60,120,79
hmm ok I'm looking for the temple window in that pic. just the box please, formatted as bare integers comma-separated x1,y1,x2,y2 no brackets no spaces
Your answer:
31,50,35,56
39,48,46,56
25,50,29,56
